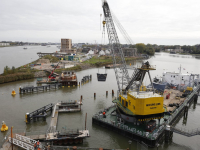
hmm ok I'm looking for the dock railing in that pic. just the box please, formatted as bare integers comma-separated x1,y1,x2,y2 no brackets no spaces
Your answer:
1,129,26,147
154,84,200,139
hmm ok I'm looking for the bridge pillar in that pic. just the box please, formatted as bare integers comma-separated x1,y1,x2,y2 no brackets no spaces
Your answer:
184,104,189,118
165,125,173,142
194,94,198,102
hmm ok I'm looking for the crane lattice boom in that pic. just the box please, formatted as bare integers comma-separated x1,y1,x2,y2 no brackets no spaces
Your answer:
102,0,130,92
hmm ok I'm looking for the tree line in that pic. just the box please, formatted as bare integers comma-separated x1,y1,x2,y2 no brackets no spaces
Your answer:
130,44,200,55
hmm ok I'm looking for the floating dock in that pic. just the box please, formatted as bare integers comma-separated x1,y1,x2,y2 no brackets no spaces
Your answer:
45,102,88,145
92,85,200,147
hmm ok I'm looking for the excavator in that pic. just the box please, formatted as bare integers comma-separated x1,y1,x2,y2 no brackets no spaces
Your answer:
48,62,60,81
102,0,164,123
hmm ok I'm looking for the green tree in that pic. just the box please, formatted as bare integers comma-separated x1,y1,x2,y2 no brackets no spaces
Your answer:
146,47,155,56
136,43,146,53
4,66,10,75
12,66,16,73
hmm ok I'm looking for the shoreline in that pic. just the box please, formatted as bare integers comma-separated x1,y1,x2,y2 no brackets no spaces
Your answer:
0,56,143,84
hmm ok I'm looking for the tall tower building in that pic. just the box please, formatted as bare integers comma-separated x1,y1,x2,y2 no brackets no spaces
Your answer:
60,39,72,52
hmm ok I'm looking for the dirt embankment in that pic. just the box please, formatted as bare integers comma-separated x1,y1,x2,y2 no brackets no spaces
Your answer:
34,71,47,78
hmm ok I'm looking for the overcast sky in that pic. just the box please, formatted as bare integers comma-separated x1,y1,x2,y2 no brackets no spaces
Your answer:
0,0,200,45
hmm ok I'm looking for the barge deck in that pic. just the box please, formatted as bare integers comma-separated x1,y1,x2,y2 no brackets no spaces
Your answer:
92,84,200,147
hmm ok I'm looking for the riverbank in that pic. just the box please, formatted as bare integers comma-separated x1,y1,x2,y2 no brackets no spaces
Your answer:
0,55,141,84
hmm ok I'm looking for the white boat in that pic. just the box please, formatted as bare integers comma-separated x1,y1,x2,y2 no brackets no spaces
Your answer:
153,65,200,91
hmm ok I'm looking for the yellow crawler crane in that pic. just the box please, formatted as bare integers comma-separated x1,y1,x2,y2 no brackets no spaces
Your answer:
113,62,165,122
102,0,164,122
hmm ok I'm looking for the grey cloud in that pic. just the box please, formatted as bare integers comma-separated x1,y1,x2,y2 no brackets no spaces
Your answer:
0,0,200,44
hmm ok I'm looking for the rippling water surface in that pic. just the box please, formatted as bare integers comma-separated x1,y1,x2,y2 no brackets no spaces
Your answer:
0,49,200,150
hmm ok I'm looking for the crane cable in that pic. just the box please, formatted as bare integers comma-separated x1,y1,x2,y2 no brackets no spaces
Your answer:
111,10,138,57
101,18,106,51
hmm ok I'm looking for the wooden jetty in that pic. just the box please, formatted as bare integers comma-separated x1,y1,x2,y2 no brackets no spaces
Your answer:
19,83,62,94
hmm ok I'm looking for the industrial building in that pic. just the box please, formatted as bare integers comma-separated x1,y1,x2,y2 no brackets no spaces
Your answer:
60,39,76,54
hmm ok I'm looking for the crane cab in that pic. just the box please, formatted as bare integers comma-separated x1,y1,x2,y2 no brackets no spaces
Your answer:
117,92,164,121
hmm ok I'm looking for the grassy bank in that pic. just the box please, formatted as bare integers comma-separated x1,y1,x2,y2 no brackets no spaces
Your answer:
0,72,34,84
0,55,59,84
83,55,138,66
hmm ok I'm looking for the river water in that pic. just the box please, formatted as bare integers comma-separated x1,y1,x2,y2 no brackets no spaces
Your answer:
0,45,57,74
0,46,200,150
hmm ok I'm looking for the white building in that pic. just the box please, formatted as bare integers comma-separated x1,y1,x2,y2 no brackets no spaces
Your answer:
0,43,10,46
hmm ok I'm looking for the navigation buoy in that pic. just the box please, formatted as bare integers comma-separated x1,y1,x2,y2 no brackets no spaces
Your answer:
1,121,8,132
11,89,16,96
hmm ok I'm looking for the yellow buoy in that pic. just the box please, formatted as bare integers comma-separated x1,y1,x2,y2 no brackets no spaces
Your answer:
130,63,131,66
1,121,8,132
11,89,16,96
62,86,64,88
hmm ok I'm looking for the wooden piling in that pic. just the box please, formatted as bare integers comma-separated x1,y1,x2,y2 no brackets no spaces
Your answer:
112,90,114,96
184,105,188,117
85,113,87,130
106,91,108,96
94,93,96,98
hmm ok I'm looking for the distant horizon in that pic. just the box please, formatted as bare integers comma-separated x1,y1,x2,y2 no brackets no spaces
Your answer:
0,40,199,46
